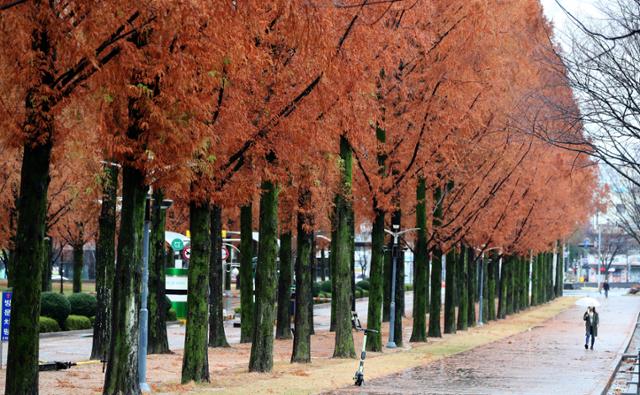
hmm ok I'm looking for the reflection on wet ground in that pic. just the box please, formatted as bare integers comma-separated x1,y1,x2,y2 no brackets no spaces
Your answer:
330,290,640,395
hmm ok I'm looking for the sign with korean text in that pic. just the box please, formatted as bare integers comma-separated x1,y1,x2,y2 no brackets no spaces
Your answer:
1,291,11,342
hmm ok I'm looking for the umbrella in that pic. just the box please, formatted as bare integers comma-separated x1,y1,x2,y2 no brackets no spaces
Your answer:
575,297,601,307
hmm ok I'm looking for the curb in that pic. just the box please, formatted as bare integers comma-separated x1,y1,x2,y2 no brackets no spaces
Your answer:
38,321,182,339
600,310,640,395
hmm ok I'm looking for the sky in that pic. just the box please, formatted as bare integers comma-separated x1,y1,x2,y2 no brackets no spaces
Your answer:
540,0,604,48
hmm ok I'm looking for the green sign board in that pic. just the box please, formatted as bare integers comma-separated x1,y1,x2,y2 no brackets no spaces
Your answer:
171,238,184,251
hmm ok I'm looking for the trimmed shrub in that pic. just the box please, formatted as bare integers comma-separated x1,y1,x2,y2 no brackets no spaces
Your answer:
234,307,241,314
39,316,60,333
64,315,92,331
356,280,370,291
312,282,321,297
41,292,71,326
164,295,172,314
67,293,97,317
362,290,369,297
167,309,177,322
320,280,332,293
405,284,414,291
89,316,96,326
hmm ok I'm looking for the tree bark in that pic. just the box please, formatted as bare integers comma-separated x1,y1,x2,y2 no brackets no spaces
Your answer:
411,177,428,343
148,190,170,354
292,188,313,363
181,201,211,383
276,230,293,340
320,248,326,281
239,204,254,343
103,164,146,395
209,205,229,348
555,244,563,298
42,236,52,292
249,181,279,372
91,164,118,360
428,249,442,338
5,126,53,395
488,257,497,321
467,247,477,327
72,237,84,293
333,136,356,358
444,249,457,334
367,206,385,350
457,246,468,331
497,256,508,319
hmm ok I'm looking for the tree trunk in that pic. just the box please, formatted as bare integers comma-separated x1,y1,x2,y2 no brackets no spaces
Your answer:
410,178,427,343
320,248,326,281
468,248,478,327
292,188,313,363
457,246,468,331
333,136,356,358
506,256,515,315
249,181,279,372
5,127,53,394
181,201,211,383
103,164,146,394
239,204,254,343
276,231,293,340
148,190,170,354
497,256,508,319
367,206,385,350
209,205,229,348
91,163,118,360
42,236,52,292
72,238,84,293
444,248,457,334
488,257,497,321
555,243,563,298
330,220,337,332
428,249,442,338
309,231,316,335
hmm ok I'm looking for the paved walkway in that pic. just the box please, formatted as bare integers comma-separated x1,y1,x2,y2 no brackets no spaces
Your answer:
334,289,640,395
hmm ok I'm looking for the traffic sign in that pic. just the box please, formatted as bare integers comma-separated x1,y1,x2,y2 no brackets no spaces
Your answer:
182,246,191,260
222,246,229,261
2,291,11,341
171,238,184,252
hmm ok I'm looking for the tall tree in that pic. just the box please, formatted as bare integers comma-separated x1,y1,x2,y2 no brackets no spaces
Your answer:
292,188,313,363
239,204,254,343
209,206,229,348
249,180,279,372
410,177,428,342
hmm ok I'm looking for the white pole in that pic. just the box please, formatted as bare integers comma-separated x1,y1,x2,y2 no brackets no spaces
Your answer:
597,212,601,290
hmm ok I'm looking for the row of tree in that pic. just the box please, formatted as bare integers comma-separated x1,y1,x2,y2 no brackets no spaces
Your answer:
0,1,598,394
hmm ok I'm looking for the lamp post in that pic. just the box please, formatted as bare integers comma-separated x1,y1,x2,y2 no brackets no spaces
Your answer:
384,225,419,348
139,196,172,392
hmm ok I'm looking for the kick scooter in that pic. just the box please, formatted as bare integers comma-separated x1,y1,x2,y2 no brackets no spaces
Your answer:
352,311,378,386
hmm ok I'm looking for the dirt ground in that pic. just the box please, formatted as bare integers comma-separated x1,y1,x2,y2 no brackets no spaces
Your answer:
0,297,576,394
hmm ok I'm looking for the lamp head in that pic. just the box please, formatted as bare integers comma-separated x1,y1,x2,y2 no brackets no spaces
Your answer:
160,199,174,209
392,224,400,230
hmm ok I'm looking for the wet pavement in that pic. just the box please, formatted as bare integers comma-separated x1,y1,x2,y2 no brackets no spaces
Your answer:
332,289,640,395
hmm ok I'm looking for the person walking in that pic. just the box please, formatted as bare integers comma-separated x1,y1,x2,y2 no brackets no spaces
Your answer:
603,281,610,298
583,306,599,350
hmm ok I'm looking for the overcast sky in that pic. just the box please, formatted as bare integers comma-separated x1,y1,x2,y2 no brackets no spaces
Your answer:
540,0,604,48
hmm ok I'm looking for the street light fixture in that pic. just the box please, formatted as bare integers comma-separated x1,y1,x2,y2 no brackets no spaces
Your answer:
139,196,172,392
384,225,419,349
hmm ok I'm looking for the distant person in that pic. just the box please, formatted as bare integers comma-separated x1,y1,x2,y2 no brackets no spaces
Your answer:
603,281,610,298
583,306,599,350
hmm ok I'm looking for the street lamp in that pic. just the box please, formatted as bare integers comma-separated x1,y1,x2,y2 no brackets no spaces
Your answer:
139,196,172,392
384,225,419,349
579,238,594,283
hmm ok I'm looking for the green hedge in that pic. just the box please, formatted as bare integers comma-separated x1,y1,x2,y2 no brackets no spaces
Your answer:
89,316,95,326
39,316,60,333
167,309,177,322
312,282,321,297
41,292,71,326
320,280,332,293
356,280,370,290
64,315,92,331
67,293,97,317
